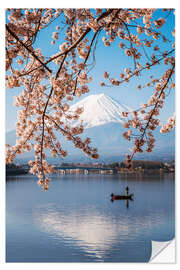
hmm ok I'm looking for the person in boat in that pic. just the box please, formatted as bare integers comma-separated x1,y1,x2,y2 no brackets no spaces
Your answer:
126,186,129,195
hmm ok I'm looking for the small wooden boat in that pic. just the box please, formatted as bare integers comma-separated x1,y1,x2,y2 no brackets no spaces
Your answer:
111,193,133,201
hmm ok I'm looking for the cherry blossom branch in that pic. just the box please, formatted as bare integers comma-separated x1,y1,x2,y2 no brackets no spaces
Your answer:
45,115,98,158
103,49,174,87
48,11,113,62
6,125,36,162
19,9,114,76
129,63,175,162
40,53,67,173
118,18,137,69
72,30,99,96
6,24,52,74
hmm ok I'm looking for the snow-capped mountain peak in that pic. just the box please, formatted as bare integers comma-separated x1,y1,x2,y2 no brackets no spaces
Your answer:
70,93,132,129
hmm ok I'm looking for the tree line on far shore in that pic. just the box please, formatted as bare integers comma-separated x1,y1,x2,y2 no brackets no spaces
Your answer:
104,160,174,170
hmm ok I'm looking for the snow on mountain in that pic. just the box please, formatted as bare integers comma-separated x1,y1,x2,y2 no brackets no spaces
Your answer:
69,93,131,129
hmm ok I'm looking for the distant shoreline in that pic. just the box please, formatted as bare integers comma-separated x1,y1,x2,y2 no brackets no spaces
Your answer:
6,168,28,176
55,168,175,175
6,167,175,178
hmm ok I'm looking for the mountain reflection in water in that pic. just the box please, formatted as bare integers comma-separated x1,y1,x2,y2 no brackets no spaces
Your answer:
33,204,169,260
6,173,175,262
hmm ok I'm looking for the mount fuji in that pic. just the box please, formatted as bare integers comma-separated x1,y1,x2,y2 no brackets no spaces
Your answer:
6,93,175,163
69,93,132,129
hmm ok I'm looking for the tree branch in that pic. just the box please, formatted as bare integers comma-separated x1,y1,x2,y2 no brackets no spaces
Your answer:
72,30,99,96
6,24,52,74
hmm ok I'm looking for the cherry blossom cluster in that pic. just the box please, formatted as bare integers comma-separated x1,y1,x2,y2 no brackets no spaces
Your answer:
160,114,175,134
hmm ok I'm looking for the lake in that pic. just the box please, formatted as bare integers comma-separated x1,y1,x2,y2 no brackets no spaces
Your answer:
6,173,175,262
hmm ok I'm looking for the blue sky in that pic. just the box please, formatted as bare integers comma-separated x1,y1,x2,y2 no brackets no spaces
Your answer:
6,9,175,131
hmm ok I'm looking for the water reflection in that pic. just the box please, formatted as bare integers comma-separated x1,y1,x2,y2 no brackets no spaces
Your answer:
110,198,133,208
33,200,172,261
34,205,129,259
6,174,175,262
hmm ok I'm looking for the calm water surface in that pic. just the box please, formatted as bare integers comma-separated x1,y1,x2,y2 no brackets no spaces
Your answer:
6,173,175,262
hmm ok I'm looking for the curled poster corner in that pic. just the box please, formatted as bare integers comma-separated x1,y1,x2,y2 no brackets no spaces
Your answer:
149,239,175,263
